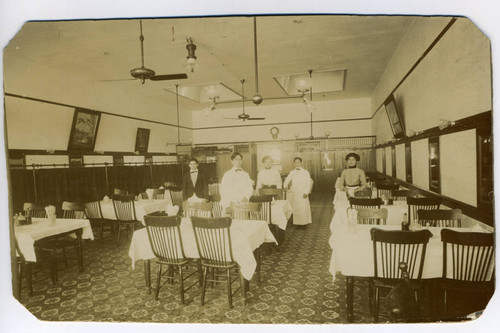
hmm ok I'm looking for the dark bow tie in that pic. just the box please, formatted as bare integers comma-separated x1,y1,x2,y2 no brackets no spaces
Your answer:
296,168,301,171
191,170,198,173
235,169,242,172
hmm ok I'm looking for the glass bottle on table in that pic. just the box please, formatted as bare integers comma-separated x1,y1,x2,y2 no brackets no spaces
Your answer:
401,213,409,231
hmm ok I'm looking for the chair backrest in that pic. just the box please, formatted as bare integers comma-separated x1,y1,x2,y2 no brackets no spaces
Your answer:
153,188,165,200
356,208,388,225
354,188,373,199
418,209,462,228
371,228,432,280
230,202,262,220
349,197,382,209
392,190,411,202
259,188,284,200
208,183,220,195
250,195,272,224
170,189,184,207
182,201,213,218
23,202,47,218
208,194,223,218
84,201,103,219
62,201,86,219
376,183,400,199
441,228,494,281
191,216,235,265
407,197,441,224
144,214,186,262
112,194,137,221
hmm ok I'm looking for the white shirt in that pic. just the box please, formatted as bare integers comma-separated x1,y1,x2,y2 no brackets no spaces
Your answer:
284,167,312,195
220,167,254,208
256,168,282,190
190,169,198,186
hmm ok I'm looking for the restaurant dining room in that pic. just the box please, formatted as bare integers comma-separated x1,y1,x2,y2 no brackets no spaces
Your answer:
1,12,496,328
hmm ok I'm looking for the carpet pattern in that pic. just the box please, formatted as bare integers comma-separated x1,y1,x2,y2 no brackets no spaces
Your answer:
16,192,486,323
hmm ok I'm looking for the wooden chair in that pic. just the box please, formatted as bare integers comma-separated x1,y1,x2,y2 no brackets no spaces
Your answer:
182,201,213,218
417,209,462,228
349,197,383,209
440,229,495,317
191,216,244,308
407,197,441,224
15,238,33,298
354,188,373,199
144,215,201,304
23,202,47,218
259,188,284,200
356,208,388,225
85,201,115,239
375,183,399,200
370,228,432,323
112,194,142,246
208,183,220,196
208,194,224,218
34,201,85,283
230,202,262,220
169,188,184,207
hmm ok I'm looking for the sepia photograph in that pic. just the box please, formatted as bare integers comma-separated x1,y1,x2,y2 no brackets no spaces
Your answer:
0,1,498,332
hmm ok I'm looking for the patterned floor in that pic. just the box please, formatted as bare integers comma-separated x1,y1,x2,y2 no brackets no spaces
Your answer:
16,192,487,324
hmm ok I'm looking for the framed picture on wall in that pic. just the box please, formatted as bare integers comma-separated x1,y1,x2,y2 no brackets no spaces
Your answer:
384,95,405,139
69,155,84,168
67,108,101,152
135,128,150,153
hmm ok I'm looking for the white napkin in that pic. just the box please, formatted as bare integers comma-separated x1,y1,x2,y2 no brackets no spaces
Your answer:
146,188,155,201
103,195,110,203
166,205,179,216
159,186,165,190
187,194,204,203
45,205,57,223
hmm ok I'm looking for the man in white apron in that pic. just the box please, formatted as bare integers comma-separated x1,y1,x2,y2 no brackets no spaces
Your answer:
284,157,312,228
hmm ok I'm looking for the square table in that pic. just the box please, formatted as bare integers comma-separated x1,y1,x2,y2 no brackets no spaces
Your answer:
129,217,277,301
15,218,94,272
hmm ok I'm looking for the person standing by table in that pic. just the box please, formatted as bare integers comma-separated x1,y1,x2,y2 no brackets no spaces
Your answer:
219,152,254,210
182,157,207,200
284,157,312,228
338,152,367,195
256,155,282,190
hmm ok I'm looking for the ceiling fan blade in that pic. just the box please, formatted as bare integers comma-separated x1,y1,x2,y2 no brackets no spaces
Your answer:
247,117,266,120
150,73,188,81
99,78,137,82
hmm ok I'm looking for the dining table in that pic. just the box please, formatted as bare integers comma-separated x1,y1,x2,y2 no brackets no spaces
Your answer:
15,218,94,272
100,198,172,224
329,190,494,322
129,216,277,302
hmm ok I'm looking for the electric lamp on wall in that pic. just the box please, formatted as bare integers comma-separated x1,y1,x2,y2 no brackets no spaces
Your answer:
186,37,197,73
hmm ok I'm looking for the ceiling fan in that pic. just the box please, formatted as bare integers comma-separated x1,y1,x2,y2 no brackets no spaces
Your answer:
103,20,188,84
223,79,265,121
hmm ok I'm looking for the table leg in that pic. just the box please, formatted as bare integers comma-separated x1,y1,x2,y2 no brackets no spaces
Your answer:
346,276,354,323
144,260,151,294
254,247,261,283
240,274,248,305
76,229,84,272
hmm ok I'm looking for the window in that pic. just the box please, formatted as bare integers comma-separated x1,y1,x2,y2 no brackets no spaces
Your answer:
428,137,440,193
405,142,412,183
477,128,493,207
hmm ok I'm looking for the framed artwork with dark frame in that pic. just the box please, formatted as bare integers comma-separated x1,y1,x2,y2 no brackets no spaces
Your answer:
135,128,150,153
67,108,101,152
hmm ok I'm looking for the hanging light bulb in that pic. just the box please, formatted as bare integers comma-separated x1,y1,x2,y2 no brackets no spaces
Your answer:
186,37,197,73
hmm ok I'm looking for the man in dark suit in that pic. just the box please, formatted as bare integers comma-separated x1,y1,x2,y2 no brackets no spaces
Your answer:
182,157,207,200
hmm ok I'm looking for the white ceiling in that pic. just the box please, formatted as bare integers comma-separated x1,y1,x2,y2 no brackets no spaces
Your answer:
4,15,413,112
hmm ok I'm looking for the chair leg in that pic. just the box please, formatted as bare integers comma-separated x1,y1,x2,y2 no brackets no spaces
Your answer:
62,247,68,268
18,262,24,299
374,286,379,323
116,225,122,247
227,268,233,309
26,262,33,296
201,267,208,306
50,255,58,284
179,266,185,305
443,289,447,318
368,281,373,315
155,265,162,301
100,222,104,239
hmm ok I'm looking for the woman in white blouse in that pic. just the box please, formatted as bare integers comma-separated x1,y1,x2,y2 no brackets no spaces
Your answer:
256,155,282,190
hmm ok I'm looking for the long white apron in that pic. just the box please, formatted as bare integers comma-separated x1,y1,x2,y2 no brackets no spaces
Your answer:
290,190,312,225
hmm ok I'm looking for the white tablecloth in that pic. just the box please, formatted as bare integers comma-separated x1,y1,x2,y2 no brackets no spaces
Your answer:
15,218,94,262
129,218,277,280
100,198,172,224
272,200,293,230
